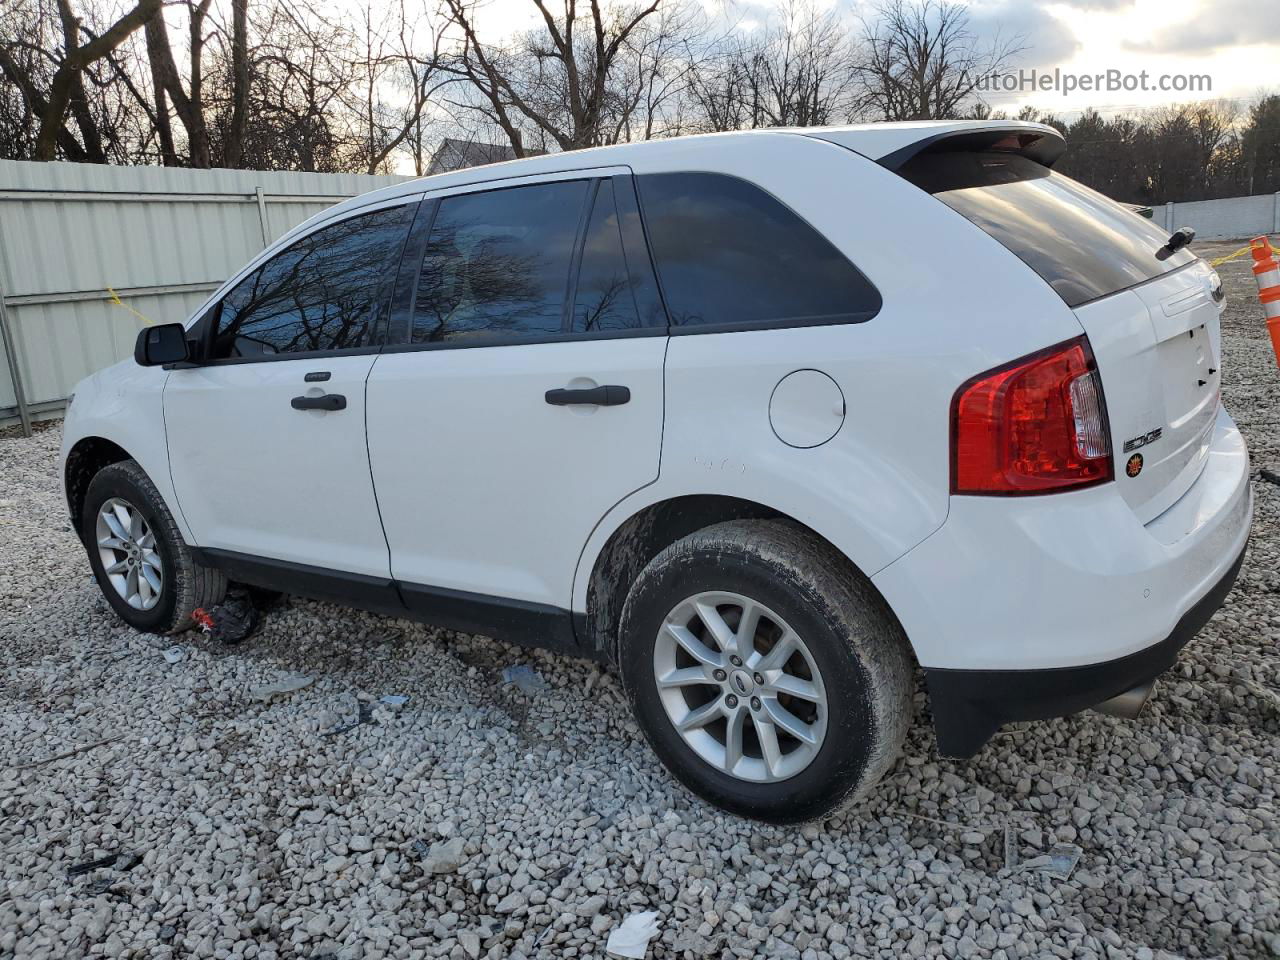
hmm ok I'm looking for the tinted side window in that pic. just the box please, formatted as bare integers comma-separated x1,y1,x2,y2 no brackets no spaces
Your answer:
572,180,642,334
636,173,880,329
410,181,589,344
214,205,413,358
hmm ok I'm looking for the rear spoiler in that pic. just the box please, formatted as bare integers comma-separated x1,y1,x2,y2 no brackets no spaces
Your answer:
877,126,1066,172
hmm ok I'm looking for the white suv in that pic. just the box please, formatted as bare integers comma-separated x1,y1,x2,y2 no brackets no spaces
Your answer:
61,121,1252,822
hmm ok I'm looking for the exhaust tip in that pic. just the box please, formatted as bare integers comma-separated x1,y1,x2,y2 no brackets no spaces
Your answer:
1092,680,1156,720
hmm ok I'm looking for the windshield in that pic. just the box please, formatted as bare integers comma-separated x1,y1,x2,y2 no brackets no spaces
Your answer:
899,151,1196,307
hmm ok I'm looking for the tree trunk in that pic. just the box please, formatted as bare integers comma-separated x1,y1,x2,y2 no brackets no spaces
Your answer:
143,10,209,167
148,51,178,166
224,0,250,168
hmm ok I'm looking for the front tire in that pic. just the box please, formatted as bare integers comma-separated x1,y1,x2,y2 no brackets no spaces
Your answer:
82,460,226,634
618,520,912,823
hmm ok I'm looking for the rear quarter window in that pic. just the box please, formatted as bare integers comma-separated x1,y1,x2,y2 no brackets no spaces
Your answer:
899,151,1195,307
636,172,881,331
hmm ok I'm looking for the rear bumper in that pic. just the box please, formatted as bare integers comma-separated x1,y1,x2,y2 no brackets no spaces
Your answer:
923,540,1246,757
871,403,1252,757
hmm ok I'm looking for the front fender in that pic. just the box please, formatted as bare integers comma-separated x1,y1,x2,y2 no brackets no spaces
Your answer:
59,360,189,542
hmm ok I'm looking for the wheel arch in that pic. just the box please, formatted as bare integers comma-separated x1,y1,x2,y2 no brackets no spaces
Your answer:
65,436,133,538
578,494,909,664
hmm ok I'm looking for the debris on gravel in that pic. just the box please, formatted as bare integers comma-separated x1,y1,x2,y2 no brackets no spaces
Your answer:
0,240,1276,958
248,673,315,702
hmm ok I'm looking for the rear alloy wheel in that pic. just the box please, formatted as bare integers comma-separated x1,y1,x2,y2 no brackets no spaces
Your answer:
619,519,913,823
653,591,828,783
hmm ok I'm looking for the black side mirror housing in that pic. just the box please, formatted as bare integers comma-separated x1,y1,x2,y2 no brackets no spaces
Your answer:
134,323,190,367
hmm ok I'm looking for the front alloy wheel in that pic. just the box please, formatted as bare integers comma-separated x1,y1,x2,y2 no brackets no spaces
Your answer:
81,459,226,634
95,497,164,610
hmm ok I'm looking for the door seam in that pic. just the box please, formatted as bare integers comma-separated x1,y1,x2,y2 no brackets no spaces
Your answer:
363,353,399,591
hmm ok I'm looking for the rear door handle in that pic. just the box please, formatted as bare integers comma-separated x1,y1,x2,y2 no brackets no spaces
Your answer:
545,385,630,406
291,393,347,411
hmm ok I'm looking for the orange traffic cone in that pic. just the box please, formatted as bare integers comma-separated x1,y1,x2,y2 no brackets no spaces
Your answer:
1252,236,1280,367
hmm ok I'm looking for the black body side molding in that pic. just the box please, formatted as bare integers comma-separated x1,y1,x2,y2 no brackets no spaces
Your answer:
399,582,580,653
189,547,595,659
190,548,405,615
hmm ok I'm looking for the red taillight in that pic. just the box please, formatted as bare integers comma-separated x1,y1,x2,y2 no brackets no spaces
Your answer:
952,336,1113,495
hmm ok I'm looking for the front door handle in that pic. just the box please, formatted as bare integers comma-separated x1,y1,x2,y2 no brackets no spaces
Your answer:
545,385,631,406
291,393,347,412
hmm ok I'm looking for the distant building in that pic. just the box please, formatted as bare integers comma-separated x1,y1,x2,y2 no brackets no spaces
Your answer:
426,138,543,175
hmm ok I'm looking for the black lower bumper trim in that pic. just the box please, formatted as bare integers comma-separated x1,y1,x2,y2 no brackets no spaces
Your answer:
924,541,1247,759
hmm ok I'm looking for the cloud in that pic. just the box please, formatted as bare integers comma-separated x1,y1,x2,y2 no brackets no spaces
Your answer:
1124,0,1280,54
1047,0,1133,8
965,1,1081,68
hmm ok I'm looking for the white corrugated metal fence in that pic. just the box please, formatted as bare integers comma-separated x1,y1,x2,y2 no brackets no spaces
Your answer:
0,160,409,433
2,159,1278,433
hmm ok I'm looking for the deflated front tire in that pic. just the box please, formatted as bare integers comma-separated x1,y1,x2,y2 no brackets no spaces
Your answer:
82,460,226,634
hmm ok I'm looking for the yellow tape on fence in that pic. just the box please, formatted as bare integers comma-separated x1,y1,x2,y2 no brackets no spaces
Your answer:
107,287,152,326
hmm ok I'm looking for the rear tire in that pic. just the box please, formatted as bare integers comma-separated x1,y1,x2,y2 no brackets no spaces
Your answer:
618,519,912,823
82,460,226,634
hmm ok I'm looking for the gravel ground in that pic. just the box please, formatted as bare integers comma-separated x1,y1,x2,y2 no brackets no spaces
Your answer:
1,239,1278,960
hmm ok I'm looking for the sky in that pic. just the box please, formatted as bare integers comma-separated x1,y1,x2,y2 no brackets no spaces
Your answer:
962,0,1280,118
463,0,1280,121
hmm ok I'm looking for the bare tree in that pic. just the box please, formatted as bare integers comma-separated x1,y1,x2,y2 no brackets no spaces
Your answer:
442,0,663,156
342,0,449,175
855,0,1020,121
687,2,854,133
755,1,854,127
143,0,213,166
684,32,753,133
230,0,356,171
607,0,704,142
1187,100,1239,197
0,0,1266,213
220,0,248,167
0,0,162,161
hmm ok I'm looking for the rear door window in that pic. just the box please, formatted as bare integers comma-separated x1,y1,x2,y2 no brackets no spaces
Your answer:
571,180,644,334
899,151,1196,307
636,172,881,331
410,180,589,344
214,204,413,358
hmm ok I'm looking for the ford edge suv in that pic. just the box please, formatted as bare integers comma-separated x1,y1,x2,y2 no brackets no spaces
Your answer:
60,120,1252,822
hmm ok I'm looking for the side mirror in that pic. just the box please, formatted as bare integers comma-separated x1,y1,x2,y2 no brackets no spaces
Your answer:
134,323,190,366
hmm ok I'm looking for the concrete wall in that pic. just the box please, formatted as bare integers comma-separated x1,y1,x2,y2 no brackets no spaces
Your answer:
1159,192,1280,241
0,160,410,432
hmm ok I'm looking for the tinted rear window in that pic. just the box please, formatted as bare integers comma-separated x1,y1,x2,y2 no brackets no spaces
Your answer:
900,152,1195,307
636,172,880,330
